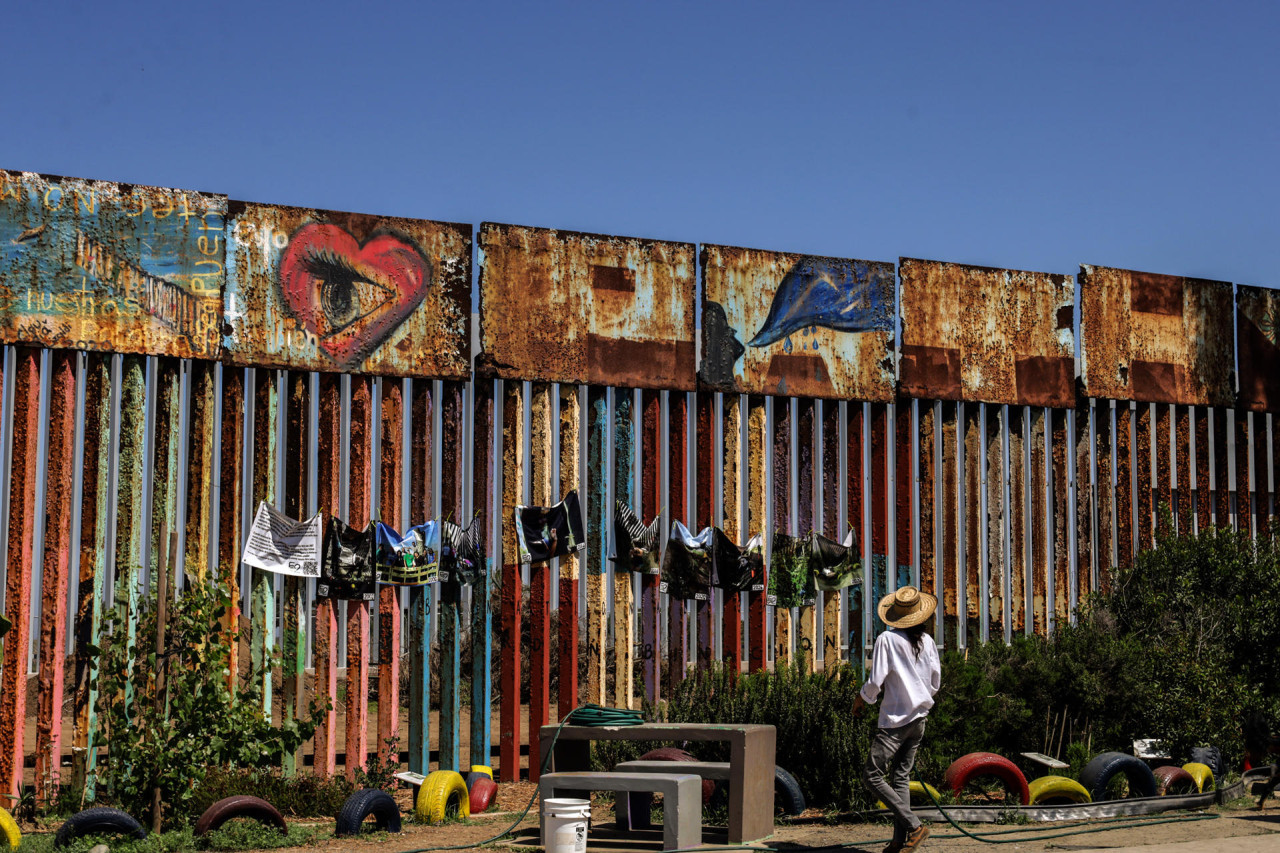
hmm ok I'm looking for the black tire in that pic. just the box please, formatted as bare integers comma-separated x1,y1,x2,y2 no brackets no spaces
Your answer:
774,766,806,816
194,795,288,837
464,771,486,791
1190,746,1224,782
1079,751,1158,801
335,789,402,836
55,808,147,848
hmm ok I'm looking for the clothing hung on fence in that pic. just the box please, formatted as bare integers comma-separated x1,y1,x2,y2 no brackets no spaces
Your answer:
319,519,377,601
374,521,442,586
609,501,661,574
769,531,817,607
810,529,861,592
713,532,766,592
515,490,585,565
659,521,714,601
441,514,485,604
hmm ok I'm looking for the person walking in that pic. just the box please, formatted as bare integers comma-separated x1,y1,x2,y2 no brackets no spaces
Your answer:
852,586,941,853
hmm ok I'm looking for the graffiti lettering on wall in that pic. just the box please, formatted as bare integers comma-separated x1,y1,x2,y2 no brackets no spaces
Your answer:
899,258,1075,407
1079,265,1234,407
1236,284,1280,412
477,223,697,390
224,202,472,378
0,170,224,358
699,244,894,400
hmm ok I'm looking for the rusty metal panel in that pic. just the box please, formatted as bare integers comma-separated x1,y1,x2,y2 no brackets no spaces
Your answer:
225,201,471,378
900,258,1074,407
0,170,224,357
1236,285,1280,412
1079,265,1233,406
478,223,695,390
699,245,894,400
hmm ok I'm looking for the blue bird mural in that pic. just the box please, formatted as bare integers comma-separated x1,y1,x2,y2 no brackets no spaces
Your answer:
748,256,893,348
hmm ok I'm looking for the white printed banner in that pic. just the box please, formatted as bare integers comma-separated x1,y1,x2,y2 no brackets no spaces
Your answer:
242,502,322,577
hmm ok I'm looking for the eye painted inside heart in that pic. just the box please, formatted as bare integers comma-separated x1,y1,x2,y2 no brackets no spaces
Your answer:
278,223,432,369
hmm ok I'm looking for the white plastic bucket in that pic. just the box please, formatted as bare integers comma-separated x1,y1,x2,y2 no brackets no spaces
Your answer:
542,797,590,853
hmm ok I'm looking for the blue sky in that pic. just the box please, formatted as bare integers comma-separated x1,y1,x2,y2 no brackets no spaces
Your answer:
2,1,1276,286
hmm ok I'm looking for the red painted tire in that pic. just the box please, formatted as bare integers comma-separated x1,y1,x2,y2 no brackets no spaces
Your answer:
469,777,498,814
637,748,715,804
194,796,287,837
1153,765,1197,795
943,752,1031,805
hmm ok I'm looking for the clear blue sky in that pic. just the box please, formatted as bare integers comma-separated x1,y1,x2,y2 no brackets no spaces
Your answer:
2,1,1276,287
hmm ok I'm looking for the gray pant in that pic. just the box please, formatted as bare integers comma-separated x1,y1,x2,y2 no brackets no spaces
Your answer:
862,716,927,843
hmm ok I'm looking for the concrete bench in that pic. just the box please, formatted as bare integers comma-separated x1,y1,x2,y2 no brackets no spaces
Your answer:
539,770,702,851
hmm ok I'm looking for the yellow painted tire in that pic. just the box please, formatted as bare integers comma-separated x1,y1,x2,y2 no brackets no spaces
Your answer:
0,808,20,850
1028,775,1092,805
415,770,470,824
1182,762,1215,793
470,764,493,779
877,781,942,809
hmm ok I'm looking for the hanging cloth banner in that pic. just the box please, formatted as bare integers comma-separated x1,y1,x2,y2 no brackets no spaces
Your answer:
241,502,323,578
375,521,442,586
810,529,862,592
441,514,485,604
515,490,586,566
609,501,662,574
659,521,713,602
319,519,377,601
769,532,817,607
713,531,766,592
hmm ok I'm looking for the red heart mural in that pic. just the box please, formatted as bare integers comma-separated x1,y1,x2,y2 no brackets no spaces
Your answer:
278,223,432,369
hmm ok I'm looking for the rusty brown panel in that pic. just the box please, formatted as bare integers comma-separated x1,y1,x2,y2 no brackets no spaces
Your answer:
1080,265,1234,406
1115,405,1134,569
900,258,1075,407
1051,410,1069,626
1007,406,1026,634
986,406,1004,640
1174,406,1191,535
821,401,839,539
699,245,894,400
1074,401,1093,604
1029,409,1047,633
0,170,225,358
0,348,39,798
918,403,936,618
1155,405,1172,537
963,406,981,638
1135,404,1153,553
377,379,403,765
1236,285,1280,413
940,403,959,647
225,202,471,379
478,223,695,390
35,350,75,802
1093,404,1113,590
312,372,341,776
184,362,217,580
345,377,373,777
1212,407,1230,527
1194,407,1211,532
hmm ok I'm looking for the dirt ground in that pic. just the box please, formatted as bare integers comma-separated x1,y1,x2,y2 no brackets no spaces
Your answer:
168,786,1280,853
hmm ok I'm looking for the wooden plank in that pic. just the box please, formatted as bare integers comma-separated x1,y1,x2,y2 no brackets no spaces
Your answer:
377,379,403,769
557,385,581,718
528,383,552,780
281,371,308,775
345,376,373,778
34,351,75,801
71,355,109,796
667,392,688,690
498,381,524,782
722,394,743,673
313,373,342,776
639,389,660,698
746,397,767,672
470,382,494,766
612,390,636,706
585,387,607,704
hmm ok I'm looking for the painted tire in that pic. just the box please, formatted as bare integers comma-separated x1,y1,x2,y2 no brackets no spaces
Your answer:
1190,746,1224,779
774,766,806,816
469,777,498,814
877,781,943,809
1182,762,1215,793
1027,775,1092,805
335,789,402,836
195,795,288,837
637,748,715,805
471,764,494,779
943,752,1031,805
1152,765,1198,795
416,770,471,824
1079,752,1158,801
0,808,20,850
464,771,487,791
55,807,147,848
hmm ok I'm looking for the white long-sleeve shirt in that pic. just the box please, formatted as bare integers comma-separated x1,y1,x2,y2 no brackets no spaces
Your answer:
859,628,941,728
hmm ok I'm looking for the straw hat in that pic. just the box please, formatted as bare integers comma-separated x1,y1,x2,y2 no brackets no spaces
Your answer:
877,586,937,629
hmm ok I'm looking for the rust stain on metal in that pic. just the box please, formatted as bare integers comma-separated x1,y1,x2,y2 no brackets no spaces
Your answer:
963,407,981,631
986,407,1004,639
1236,285,1280,412
185,362,217,580
225,202,471,378
377,380,403,765
1135,404,1153,552
747,397,768,671
1051,410,1069,626
478,223,695,390
918,403,936,619
1007,406,1025,634
1115,406,1134,569
1080,265,1233,406
940,403,959,644
1093,406,1113,590
1074,402,1092,602
700,244,894,400
821,401,839,539
1212,407,1230,527
1029,409,1047,633
1155,404,1172,537
900,259,1074,407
